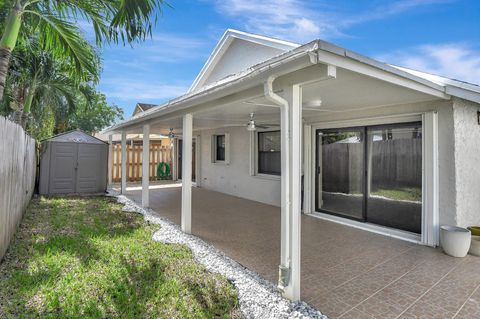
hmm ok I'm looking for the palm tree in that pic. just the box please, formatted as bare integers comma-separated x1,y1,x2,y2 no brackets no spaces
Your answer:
4,36,96,128
0,0,165,100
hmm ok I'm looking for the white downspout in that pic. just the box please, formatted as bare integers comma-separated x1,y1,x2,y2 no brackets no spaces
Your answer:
264,56,337,300
264,76,291,293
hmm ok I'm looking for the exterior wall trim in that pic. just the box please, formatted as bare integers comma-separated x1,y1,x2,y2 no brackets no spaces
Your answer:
311,212,422,244
422,111,440,246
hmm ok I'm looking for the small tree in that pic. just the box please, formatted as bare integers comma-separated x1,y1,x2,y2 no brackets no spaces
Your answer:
67,91,124,134
0,0,167,100
3,36,96,127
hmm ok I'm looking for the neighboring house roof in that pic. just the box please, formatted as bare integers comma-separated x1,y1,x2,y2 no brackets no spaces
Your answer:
102,29,480,134
132,103,157,117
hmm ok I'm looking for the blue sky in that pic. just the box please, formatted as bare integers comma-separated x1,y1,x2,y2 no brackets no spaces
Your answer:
89,0,480,117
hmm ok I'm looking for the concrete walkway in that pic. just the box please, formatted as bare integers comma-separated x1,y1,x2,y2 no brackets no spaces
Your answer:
124,185,480,318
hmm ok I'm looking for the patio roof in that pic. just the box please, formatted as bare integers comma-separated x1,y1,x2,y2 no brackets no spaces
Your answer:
102,31,480,135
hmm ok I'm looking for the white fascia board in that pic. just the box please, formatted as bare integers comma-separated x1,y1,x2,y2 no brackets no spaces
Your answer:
315,48,449,99
311,40,448,95
188,29,300,93
392,65,480,94
102,43,317,134
101,38,455,135
320,43,479,102
225,29,300,50
445,85,480,104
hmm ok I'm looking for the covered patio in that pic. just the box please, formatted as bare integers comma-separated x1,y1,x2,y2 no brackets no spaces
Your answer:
101,32,480,318
122,184,480,319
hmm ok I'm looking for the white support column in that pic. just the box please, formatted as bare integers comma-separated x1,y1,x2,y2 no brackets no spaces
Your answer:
422,111,439,246
181,113,193,233
303,124,312,214
278,91,290,296
265,76,304,301
195,134,201,186
142,124,150,207
285,84,303,300
171,138,177,181
108,134,113,186
121,131,127,194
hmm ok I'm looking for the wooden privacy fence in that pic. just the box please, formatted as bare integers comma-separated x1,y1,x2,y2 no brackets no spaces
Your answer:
323,139,422,193
0,116,36,260
111,143,173,182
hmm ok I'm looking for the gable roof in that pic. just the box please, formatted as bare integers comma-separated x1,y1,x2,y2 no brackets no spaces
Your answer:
188,29,299,93
102,31,480,134
44,129,106,144
132,103,157,117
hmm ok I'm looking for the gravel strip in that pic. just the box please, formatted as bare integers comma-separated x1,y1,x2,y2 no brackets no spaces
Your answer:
109,191,327,319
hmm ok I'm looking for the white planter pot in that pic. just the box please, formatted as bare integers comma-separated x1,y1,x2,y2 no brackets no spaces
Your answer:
440,225,471,258
469,235,480,257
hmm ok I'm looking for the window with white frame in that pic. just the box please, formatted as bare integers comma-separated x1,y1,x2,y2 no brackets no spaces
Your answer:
257,130,281,175
212,133,229,163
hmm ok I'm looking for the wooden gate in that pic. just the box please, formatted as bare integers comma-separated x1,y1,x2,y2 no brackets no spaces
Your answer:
111,143,172,182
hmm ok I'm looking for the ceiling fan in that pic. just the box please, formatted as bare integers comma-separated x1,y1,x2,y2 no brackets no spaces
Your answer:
168,128,175,139
246,113,279,131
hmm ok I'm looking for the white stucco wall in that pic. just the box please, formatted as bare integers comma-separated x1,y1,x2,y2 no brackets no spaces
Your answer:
452,97,480,227
194,99,459,226
204,39,284,86
197,126,281,206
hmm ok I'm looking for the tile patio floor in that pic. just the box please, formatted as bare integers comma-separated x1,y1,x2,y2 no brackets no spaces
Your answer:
124,184,480,318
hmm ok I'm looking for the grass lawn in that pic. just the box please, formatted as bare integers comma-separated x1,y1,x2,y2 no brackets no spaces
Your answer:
0,196,241,319
371,187,422,202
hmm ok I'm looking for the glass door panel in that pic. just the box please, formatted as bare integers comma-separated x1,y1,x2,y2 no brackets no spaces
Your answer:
366,123,422,233
178,139,196,182
316,129,365,220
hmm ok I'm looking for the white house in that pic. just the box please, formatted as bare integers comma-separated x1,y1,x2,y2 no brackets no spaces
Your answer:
102,29,480,301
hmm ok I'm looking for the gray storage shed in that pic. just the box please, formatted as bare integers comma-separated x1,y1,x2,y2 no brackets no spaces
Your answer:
39,130,108,195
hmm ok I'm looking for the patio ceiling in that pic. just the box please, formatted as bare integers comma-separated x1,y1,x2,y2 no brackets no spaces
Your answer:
122,65,444,135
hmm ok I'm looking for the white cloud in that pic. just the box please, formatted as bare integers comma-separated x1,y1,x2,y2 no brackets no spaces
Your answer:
343,0,454,25
377,43,480,85
100,78,190,102
211,0,456,43
102,33,210,67
212,0,331,42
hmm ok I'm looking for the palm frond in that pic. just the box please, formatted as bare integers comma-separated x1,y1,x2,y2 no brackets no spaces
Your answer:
24,8,100,82
109,0,163,43
46,0,113,45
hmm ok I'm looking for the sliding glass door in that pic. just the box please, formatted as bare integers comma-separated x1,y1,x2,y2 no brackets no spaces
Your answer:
366,123,422,233
316,122,422,233
316,128,365,220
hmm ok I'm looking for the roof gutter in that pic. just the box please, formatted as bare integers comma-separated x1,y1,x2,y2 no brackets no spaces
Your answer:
102,38,452,134
102,42,320,134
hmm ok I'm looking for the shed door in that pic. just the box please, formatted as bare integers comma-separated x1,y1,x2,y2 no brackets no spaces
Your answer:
49,143,78,194
76,144,102,193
